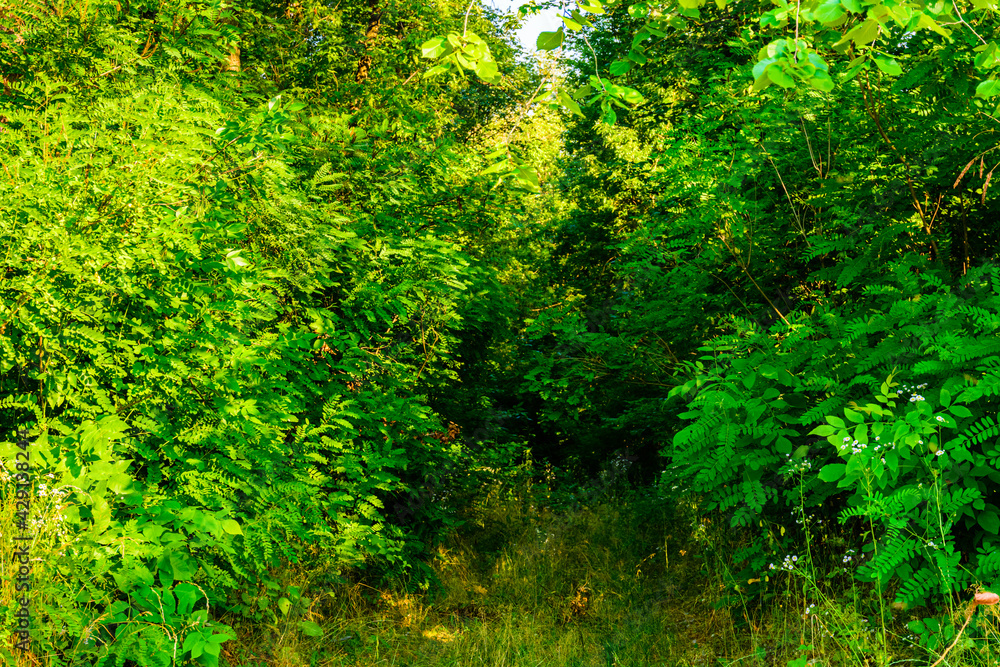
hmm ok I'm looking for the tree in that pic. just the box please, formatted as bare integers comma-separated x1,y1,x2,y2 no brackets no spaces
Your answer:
0,0,548,663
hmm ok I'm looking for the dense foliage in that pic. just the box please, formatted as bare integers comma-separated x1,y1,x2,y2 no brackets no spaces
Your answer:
7,0,1000,663
0,0,551,664
508,0,1000,625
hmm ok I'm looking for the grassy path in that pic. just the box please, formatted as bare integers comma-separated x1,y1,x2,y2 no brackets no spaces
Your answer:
223,485,1000,667
224,488,740,667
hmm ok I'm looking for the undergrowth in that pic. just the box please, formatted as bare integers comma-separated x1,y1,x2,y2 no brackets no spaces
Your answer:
207,464,1000,667
11,460,1000,666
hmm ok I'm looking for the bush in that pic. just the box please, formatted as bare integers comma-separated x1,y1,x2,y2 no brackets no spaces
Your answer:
667,260,1000,608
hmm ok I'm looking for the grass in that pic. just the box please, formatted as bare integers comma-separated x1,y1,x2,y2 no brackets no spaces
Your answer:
224,483,713,667
6,466,1000,666
221,474,1000,667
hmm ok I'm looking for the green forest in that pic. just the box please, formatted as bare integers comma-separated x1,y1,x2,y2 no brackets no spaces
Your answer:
6,0,1000,664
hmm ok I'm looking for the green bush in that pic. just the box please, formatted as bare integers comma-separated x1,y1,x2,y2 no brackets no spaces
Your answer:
668,260,1000,608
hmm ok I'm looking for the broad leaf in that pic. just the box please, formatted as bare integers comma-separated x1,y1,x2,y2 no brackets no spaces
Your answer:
537,28,565,51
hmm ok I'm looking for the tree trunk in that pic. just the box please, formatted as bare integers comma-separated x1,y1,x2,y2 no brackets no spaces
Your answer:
354,0,382,85
226,43,241,72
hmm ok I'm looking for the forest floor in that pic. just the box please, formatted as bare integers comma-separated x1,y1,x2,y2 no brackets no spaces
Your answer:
222,478,1000,667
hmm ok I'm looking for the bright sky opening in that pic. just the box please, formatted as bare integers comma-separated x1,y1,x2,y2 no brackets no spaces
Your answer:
490,1,563,56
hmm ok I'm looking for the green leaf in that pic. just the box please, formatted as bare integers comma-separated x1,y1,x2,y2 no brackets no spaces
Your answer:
175,582,203,617
573,84,594,100
874,56,902,76
610,60,633,76
826,415,847,429
557,91,584,117
627,49,649,65
278,597,292,615
809,71,835,92
885,450,900,475
768,63,795,88
843,18,880,46
622,87,645,105
840,55,867,82
225,249,249,271
979,511,1000,534
977,78,1000,98
572,9,594,26
628,3,650,17
480,158,511,175
819,463,846,481
815,0,845,24
221,519,243,535
424,62,452,78
537,28,565,51
949,405,973,418
474,60,501,83
182,632,205,658
513,165,541,192
844,408,865,423
917,13,951,38
939,388,952,407
421,37,447,59
809,424,837,437
160,551,197,581
562,14,583,30
299,620,324,637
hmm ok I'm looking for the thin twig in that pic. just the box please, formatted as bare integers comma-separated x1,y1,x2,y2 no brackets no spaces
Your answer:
581,32,606,91
756,142,811,246
462,0,476,36
928,602,977,667
504,76,548,146
859,69,940,258
952,0,987,45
